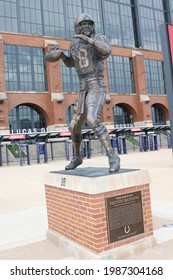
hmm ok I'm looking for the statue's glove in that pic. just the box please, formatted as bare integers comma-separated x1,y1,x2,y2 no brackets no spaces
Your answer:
45,47,66,62
73,34,94,45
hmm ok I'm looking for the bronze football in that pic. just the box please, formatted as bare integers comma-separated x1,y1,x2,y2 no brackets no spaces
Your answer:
45,48,63,62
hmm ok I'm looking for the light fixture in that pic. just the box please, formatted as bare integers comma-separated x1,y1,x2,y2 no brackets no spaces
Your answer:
0,115,4,121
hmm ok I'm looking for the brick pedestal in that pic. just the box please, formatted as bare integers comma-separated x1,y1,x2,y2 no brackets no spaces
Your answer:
45,167,156,259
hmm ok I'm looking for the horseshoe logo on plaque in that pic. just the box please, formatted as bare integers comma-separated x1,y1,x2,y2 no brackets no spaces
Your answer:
124,225,130,234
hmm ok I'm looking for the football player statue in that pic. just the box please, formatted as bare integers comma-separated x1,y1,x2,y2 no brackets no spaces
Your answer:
45,13,120,173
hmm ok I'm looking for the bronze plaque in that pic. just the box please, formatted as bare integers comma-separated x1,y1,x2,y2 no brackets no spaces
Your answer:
106,191,144,243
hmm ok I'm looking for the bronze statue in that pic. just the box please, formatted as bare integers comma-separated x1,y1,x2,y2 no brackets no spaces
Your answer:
45,13,120,173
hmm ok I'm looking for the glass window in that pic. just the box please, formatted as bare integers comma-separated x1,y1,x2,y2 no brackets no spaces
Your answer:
152,105,166,125
0,0,18,32
138,0,166,51
144,59,166,95
4,45,18,90
43,0,65,38
19,0,42,35
4,45,47,91
107,55,135,93
113,105,132,127
103,0,135,47
61,61,80,92
65,0,82,38
65,0,103,37
9,105,46,133
0,0,171,52
80,0,102,33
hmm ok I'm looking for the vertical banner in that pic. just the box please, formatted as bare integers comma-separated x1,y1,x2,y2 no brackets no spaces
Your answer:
160,23,173,148
168,25,173,63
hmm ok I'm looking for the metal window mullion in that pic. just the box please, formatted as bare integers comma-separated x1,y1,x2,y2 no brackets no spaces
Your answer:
117,3,124,46
155,61,159,94
163,0,171,23
15,46,21,90
156,61,163,94
160,61,166,94
153,9,161,51
81,0,84,12
30,107,35,129
153,61,160,95
70,68,74,92
119,1,134,47
156,107,160,123
122,57,128,93
152,0,166,51
63,0,69,38
99,0,105,34
40,0,45,35
16,106,21,130
112,56,117,93
153,107,157,124
132,0,142,48
162,61,167,94
147,60,152,94
122,107,125,124
43,48,48,91
16,0,21,33
130,58,135,93
30,48,35,91
168,0,173,22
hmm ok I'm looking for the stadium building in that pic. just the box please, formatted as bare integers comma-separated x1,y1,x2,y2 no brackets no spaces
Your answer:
0,0,172,134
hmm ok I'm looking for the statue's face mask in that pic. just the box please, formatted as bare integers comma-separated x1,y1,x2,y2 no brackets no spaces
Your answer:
76,21,95,37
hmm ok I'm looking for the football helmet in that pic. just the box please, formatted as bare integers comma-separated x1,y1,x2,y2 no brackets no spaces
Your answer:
74,13,95,37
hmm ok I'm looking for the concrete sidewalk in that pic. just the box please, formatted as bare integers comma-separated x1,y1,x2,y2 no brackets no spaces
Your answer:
0,149,173,259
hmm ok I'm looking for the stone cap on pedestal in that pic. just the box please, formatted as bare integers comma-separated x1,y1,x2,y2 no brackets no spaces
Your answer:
45,167,151,194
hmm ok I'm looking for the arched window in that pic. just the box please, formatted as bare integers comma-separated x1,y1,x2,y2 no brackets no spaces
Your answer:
113,105,132,127
152,105,166,125
9,105,46,133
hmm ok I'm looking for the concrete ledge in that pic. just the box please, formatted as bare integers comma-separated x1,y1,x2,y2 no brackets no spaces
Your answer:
0,92,7,101
47,229,157,260
44,167,151,194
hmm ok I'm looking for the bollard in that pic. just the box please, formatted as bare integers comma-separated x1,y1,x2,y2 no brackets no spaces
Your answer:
167,132,172,149
149,134,158,151
111,138,117,149
82,139,91,159
0,142,2,166
116,136,127,154
65,140,72,160
18,143,30,166
139,135,148,152
36,143,48,163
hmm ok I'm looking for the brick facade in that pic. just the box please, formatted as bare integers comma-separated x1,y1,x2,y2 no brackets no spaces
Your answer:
0,32,169,132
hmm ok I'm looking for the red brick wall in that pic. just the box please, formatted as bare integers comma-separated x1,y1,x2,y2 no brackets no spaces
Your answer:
0,32,169,131
45,183,153,254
